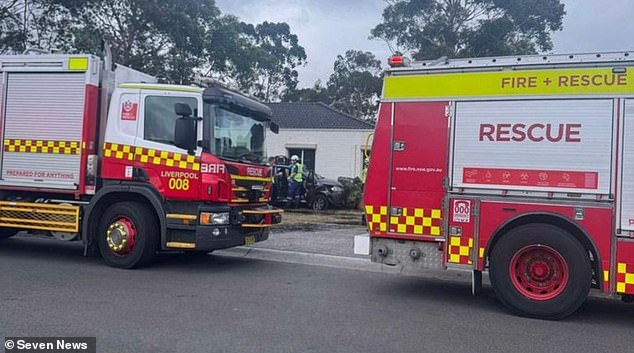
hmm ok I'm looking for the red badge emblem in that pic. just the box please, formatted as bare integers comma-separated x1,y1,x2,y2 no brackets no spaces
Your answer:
121,100,138,121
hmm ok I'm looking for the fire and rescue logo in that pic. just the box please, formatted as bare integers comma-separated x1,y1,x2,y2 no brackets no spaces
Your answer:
121,100,138,121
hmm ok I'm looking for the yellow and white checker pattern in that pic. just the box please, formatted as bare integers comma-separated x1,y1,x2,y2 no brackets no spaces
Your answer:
4,139,82,155
103,143,200,171
616,263,634,294
365,205,388,233
448,236,473,265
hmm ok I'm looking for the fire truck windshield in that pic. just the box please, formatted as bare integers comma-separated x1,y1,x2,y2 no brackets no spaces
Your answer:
208,105,267,164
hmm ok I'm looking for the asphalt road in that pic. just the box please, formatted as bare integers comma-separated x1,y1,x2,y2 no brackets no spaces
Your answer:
2,236,634,353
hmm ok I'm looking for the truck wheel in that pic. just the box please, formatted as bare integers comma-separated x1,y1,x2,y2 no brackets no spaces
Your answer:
97,202,158,269
489,223,591,320
312,194,329,211
0,228,17,239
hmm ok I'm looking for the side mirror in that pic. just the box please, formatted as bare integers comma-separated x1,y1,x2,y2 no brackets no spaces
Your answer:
174,102,192,117
270,122,279,134
175,117,197,154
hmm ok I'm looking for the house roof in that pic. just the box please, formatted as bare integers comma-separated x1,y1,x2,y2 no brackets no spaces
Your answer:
266,102,374,130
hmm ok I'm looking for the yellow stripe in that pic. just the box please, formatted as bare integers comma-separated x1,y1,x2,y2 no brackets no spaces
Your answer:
0,222,76,233
119,83,203,93
0,216,75,227
384,67,634,99
231,175,271,183
166,242,196,249
242,209,283,215
231,199,250,203
166,213,197,221
242,224,272,228
0,201,77,210
0,206,77,216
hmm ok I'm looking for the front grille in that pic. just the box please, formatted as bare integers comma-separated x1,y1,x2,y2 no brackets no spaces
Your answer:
232,178,268,203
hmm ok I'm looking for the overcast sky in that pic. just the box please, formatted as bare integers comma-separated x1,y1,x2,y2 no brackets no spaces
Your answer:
216,0,634,88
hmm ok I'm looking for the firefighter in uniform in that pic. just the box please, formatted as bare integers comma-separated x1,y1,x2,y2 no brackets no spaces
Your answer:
287,155,304,208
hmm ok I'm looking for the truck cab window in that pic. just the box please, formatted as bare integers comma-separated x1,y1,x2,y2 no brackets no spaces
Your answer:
144,96,197,145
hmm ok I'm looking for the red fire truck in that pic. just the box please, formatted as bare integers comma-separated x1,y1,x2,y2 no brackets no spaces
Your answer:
0,52,282,268
356,51,634,319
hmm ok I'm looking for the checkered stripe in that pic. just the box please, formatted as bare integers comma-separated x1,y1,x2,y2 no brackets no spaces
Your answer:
365,205,388,232
4,139,82,155
390,208,442,236
616,263,634,294
448,236,473,265
103,143,200,171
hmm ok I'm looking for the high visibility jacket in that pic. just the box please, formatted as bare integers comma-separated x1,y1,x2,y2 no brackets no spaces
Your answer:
291,163,303,182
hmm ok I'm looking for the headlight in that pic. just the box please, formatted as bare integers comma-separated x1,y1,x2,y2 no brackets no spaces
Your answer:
200,212,230,225
331,186,343,193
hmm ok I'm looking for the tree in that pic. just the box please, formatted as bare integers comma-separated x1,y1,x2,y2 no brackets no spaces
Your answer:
371,0,566,60
0,0,73,54
0,0,25,54
327,50,383,120
282,80,330,104
0,1,306,98
228,21,306,102
284,50,383,121
59,0,220,83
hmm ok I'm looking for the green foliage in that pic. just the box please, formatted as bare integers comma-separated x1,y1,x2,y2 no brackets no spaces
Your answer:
282,80,331,103
0,0,306,97
328,50,383,120
338,176,365,210
0,0,73,54
230,21,307,101
0,1,27,54
55,0,219,83
283,49,383,121
371,0,566,60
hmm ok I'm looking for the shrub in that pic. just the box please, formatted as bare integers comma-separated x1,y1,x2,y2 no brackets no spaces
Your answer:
338,176,364,209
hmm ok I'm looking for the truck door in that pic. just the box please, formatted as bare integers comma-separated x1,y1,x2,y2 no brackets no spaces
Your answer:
388,102,448,238
136,90,202,200
620,99,634,232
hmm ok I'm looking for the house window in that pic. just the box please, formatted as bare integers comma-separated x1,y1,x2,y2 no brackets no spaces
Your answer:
287,148,315,171
144,96,197,145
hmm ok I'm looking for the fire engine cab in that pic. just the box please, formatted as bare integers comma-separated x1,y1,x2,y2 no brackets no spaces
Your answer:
0,52,282,268
357,51,634,319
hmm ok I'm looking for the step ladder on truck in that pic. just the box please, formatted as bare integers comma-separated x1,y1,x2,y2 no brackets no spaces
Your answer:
355,50,634,319
0,50,282,268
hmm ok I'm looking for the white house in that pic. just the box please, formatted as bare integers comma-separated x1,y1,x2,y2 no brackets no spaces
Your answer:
266,102,375,179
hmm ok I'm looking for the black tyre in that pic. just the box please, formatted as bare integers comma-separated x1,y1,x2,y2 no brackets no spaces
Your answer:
312,194,329,211
489,223,591,320
97,202,158,269
0,227,17,239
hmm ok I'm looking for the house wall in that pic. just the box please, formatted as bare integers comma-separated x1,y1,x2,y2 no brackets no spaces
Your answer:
266,128,374,179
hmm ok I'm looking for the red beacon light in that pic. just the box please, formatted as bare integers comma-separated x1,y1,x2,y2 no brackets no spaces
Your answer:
388,54,410,67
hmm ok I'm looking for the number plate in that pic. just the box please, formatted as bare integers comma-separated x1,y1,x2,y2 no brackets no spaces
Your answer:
244,235,256,246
